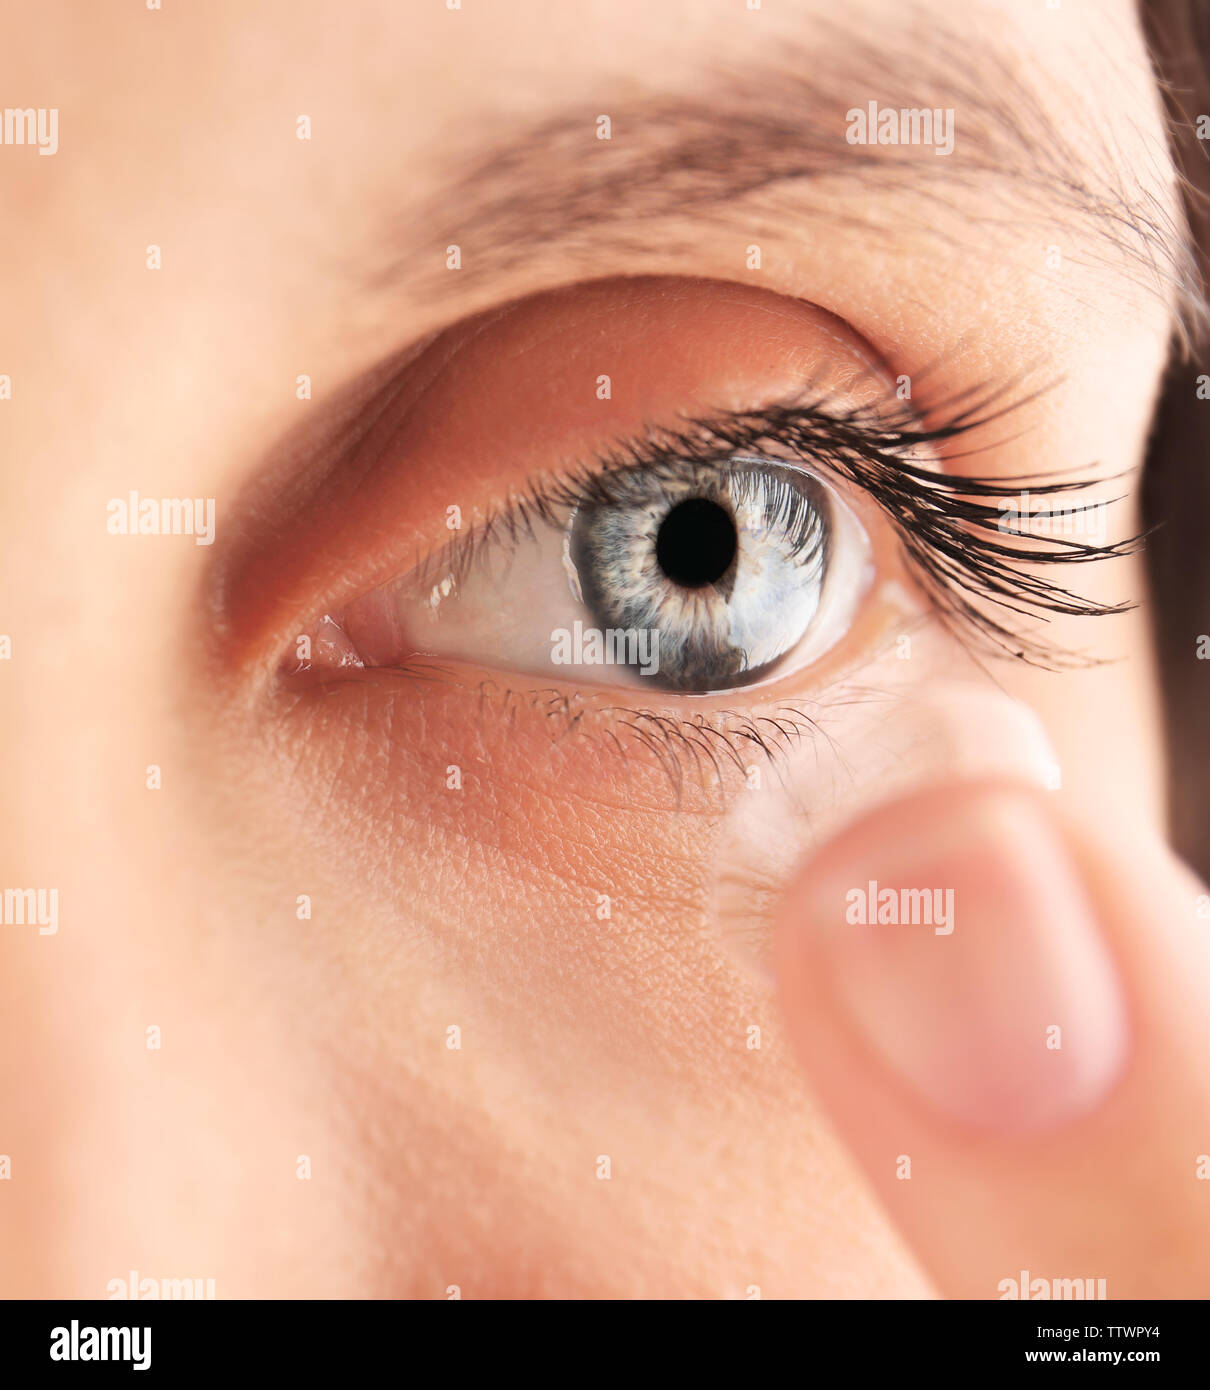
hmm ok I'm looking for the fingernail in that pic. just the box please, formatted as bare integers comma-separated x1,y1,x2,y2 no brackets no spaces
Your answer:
783,782,1130,1132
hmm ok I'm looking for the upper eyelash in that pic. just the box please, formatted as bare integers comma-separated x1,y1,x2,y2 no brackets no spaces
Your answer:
428,378,1135,670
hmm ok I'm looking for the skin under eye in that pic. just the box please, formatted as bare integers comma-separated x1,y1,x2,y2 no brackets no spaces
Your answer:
323,453,874,693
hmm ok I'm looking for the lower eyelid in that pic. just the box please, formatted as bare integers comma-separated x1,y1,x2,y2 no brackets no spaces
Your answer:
272,612,931,814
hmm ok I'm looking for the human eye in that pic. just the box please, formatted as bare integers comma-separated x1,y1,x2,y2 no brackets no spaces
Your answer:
220,275,1126,795
320,448,873,695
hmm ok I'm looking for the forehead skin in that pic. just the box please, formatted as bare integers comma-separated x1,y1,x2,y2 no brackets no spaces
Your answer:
4,0,1177,503
0,0,1179,1296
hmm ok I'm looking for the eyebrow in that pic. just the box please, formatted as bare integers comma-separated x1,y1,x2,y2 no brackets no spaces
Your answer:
383,24,1200,335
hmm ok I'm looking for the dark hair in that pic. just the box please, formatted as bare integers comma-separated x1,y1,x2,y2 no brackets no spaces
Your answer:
1141,0,1210,876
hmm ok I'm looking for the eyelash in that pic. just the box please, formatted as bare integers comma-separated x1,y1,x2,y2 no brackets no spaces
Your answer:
483,679,826,795
342,380,1130,791
419,378,1132,668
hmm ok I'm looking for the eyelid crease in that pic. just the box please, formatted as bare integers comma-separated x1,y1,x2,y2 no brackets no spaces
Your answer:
402,377,1138,671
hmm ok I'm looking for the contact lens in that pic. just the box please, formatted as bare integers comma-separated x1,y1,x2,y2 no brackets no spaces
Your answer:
707,668,1061,988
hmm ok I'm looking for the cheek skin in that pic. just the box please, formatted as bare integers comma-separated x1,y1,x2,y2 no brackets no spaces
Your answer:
205,473,928,1296
209,630,935,1296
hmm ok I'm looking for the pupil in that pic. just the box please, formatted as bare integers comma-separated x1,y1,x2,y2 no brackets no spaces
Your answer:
655,497,737,588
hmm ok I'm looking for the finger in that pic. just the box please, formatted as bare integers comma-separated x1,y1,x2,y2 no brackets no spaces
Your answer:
772,778,1210,1299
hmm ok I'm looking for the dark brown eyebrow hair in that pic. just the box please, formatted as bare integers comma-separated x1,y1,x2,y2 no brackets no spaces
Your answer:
381,23,1202,339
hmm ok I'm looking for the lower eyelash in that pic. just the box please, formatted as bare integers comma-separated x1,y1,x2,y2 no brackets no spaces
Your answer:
494,670,937,801
431,375,1132,671
570,697,818,785
515,684,831,802
310,656,830,799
